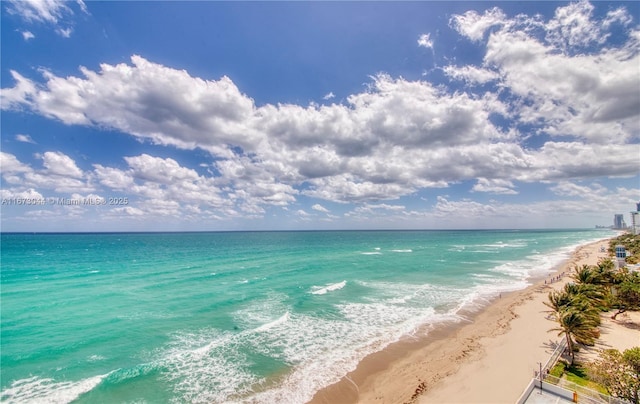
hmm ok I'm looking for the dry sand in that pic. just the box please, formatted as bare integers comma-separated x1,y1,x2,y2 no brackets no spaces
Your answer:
577,310,640,363
309,238,634,404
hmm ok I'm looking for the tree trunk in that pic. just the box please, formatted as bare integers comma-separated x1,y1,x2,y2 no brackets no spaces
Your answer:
565,332,574,365
611,308,626,320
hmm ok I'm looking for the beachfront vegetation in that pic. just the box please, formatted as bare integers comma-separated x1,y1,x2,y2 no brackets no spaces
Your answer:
611,271,640,320
545,241,640,364
609,233,640,265
588,347,640,404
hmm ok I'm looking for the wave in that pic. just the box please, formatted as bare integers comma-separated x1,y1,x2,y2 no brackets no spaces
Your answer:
1,374,108,404
360,252,382,255
310,280,347,295
254,312,290,332
391,249,412,253
478,241,528,248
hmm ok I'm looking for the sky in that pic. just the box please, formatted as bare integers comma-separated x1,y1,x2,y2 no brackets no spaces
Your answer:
1,1,639,232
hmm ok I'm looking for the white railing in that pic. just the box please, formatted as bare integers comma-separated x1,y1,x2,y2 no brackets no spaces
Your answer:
541,338,568,375
543,374,630,404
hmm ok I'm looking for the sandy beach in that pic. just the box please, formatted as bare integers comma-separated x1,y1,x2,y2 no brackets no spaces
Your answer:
309,238,629,404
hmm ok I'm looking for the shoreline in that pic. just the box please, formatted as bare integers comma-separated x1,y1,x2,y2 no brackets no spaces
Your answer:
309,238,612,404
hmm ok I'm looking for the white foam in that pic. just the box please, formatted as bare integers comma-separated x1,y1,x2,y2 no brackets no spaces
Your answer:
360,252,381,255
471,273,495,279
310,280,347,295
487,246,572,280
254,312,290,332
161,329,259,404
243,303,460,404
478,241,527,248
1,374,107,404
391,249,412,253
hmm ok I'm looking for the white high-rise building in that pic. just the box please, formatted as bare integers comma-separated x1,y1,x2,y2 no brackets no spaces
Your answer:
631,201,640,235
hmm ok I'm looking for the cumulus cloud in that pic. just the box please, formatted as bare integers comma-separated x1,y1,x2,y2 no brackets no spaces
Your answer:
1,152,32,174
449,2,640,144
323,92,335,100
1,1,638,227
1,151,93,193
41,151,84,178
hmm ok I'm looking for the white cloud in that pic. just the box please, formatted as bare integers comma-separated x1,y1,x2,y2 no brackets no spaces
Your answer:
550,181,608,198
417,33,433,49
1,71,37,110
449,7,507,42
442,65,499,85
111,206,145,216
545,0,606,51
5,0,87,38
42,151,84,178
15,134,36,144
56,27,72,38
125,154,199,185
1,151,92,193
603,7,633,29
0,187,44,201
20,30,35,40
312,204,330,213
1,152,33,174
477,6,640,144
6,0,72,24
93,165,135,190
323,92,335,100
471,178,518,195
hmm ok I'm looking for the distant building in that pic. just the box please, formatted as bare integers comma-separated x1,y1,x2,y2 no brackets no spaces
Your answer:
632,212,639,235
614,214,626,229
632,201,640,235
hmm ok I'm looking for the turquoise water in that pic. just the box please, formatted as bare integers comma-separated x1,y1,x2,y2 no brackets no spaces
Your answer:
0,229,613,403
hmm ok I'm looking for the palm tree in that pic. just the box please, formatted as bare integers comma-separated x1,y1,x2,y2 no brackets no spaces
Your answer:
544,289,573,315
572,265,597,285
550,309,600,364
568,284,608,313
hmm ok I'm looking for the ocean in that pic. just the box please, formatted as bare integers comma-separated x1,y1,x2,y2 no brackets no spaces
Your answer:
0,229,613,403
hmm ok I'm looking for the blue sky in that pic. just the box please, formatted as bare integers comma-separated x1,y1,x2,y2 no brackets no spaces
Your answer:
1,1,639,232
